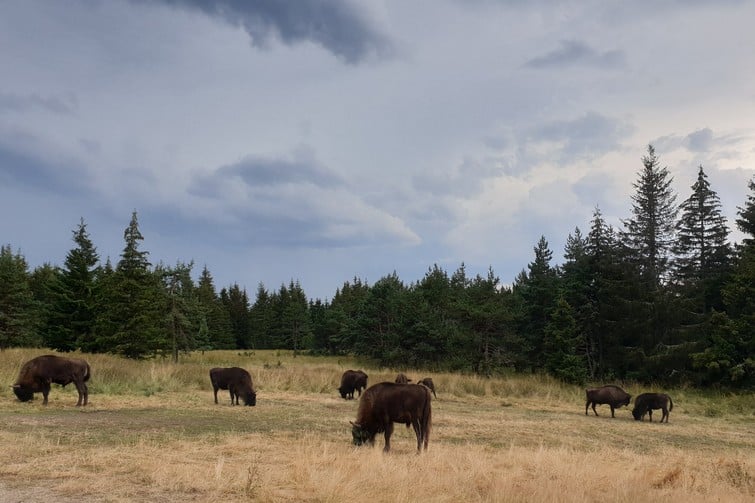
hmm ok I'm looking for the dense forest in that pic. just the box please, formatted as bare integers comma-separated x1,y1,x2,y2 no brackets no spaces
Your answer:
1,146,753,388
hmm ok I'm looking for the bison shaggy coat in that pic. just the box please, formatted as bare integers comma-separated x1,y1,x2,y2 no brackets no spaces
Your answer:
350,382,432,453
210,367,256,406
632,393,673,423
338,369,368,399
13,355,90,406
585,385,631,418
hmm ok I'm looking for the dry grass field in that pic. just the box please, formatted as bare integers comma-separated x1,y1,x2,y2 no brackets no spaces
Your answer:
0,348,753,502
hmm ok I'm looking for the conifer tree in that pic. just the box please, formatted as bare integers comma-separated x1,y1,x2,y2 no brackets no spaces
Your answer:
0,245,38,348
101,212,164,358
621,145,678,287
47,219,101,352
196,265,234,349
673,166,731,312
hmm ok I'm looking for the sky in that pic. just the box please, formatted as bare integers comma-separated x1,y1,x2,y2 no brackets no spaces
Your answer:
2,0,754,301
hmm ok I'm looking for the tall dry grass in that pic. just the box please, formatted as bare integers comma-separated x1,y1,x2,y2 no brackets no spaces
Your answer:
0,348,752,502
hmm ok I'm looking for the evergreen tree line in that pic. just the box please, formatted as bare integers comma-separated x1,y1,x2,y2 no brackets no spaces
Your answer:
1,146,753,388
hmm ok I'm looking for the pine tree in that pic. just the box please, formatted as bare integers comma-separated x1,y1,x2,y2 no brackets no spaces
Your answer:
673,166,731,312
160,261,197,362
514,236,559,371
0,245,39,348
102,212,165,358
221,283,251,349
543,297,588,384
196,265,234,349
47,219,101,352
621,145,678,287
249,283,274,349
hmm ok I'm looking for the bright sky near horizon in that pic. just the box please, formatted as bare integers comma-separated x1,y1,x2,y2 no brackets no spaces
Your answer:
2,0,754,300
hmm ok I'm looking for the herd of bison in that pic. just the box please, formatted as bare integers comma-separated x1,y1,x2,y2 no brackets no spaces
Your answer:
10,354,675,452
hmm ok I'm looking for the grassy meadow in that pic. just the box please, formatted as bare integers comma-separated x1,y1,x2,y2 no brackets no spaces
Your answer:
0,348,753,502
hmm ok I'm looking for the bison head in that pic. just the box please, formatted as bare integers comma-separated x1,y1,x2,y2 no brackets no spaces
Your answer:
350,421,373,447
338,386,348,399
242,389,257,406
12,384,35,402
631,407,644,421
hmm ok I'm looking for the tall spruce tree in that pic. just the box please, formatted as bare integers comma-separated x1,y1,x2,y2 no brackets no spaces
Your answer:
621,145,678,287
673,166,731,313
103,212,165,358
0,245,38,348
691,178,755,386
47,219,101,352
196,265,234,349
514,236,559,371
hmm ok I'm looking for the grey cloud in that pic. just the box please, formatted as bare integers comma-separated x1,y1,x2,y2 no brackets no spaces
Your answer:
0,136,88,195
190,150,343,198
187,150,419,248
530,112,634,160
685,128,714,152
149,0,393,64
525,40,624,69
0,92,77,115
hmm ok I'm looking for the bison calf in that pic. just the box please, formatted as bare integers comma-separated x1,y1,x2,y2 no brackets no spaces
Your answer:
632,393,673,423
12,355,90,406
585,385,631,418
210,367,256,406
417,377,437,398
394,373,412,384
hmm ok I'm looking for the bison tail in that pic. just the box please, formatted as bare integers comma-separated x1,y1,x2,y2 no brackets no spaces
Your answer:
422,388,432,449
668,395,673,411
84,363,91,382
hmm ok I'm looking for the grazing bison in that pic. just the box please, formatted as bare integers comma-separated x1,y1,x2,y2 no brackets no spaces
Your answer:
210,367,256,406
417,377,437,398
338,369,368,399
394,373,412,384
585,385,631,418
12,355,90,406
350,382,432,453
632,393,673,423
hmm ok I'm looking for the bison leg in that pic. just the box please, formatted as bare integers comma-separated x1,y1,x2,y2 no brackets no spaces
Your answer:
589,401,599,416
610,405,615,418
661,407,668,423
383,423,395,453
41,382,51,405
411,419,422,452
74,379,88,406
213,386,219,404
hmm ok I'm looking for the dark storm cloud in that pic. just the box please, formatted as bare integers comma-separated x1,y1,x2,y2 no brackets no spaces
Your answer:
0,92,76,115
148,0,393,63
525,40,624,69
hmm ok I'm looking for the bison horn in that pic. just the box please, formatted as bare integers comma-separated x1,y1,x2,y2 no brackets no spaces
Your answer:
349,421,361,428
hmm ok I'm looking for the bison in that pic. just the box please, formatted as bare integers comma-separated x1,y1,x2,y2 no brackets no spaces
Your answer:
394,373,412,384
417,377,437,399
338,369,368,400
585,385,631,418
210,367,256,406
632,393,673,423
12,355,90,406
350,382,432,453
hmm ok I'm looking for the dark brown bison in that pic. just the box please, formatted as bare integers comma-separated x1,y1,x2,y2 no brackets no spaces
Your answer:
350,382,432,453
632,393,673,423
12,355,90,406
394,373,412,384
338,369,368,399
210,367,256,406
417,377,437,398
585,385,631,418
